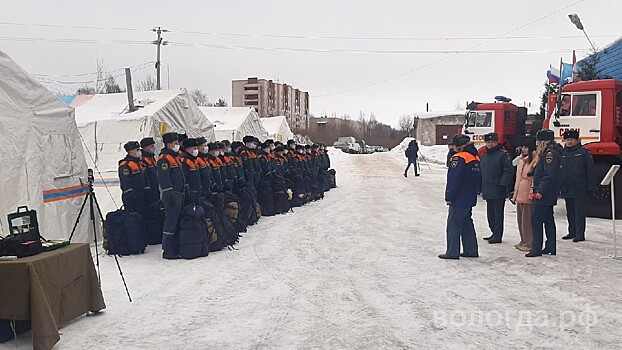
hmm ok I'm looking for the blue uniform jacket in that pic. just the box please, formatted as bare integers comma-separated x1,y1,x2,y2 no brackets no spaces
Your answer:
560,144,596,198
157,148,185,193
445,144,482,208
532,143,563,206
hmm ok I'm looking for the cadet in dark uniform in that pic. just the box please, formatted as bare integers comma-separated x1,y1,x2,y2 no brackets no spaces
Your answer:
157,132,185,259
140,137,160,204
178,138,202,204
560,130,595,242
119,141,149,214
440,134,482,260
526,129,563,257
480,132,514,244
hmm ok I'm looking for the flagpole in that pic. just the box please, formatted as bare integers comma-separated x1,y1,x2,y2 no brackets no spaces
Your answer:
556,57,564,121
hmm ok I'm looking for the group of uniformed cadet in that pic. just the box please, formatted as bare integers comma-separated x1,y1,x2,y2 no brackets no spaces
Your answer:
441,128,595,259
119,133,333,259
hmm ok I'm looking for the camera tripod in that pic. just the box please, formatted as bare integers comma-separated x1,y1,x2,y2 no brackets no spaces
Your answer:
69,169,132,302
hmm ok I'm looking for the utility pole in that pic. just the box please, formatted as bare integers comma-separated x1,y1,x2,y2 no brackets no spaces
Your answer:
151,26,169,90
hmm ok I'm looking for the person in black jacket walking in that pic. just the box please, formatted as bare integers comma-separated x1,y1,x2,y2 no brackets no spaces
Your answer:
560,130,595,242
526,129,563,257
404,139,420,177
480,132,514,244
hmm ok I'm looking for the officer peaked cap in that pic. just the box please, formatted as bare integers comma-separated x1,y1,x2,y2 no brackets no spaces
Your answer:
484,132,499,142
562,130,580,140
124,141,140,152
451,134,471,147
162,132,179,144
140,137,155,148
182,138,199,149
536,129,555,142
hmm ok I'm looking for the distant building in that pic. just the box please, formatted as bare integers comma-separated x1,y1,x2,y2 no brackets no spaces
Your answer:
578,36,622,80
232,77,310,132
414,111,465,146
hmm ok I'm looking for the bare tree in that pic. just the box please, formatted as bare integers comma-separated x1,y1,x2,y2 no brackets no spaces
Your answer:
214,97,228,107
398,115,415,136
136,75,157,92
190,89,209,106
76,85,96,95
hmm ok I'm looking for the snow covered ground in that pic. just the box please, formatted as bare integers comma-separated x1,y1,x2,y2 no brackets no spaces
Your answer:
8,145,622,349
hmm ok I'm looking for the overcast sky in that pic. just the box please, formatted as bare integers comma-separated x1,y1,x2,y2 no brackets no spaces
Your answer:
2,0,620,126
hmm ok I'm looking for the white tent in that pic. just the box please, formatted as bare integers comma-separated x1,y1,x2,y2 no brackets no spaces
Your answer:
0,50,93,242
73,89,215,215
261,116,294,142
200,107,268,142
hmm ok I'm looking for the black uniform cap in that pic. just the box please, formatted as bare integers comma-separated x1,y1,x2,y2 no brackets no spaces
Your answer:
562,130,580,140
162,132,179,144
243,135,255,143
484,132,499,142
304,144,311,149
182,138,199,149
231,141,243,151
275,145,284,152
536,129,555,142
222,140,231,146
208,142,219,151
266,139,274,145
140,137,155,148
287,139,296,145
178,133,188,143
124,141,140,152
295,144,304,150
217,142,225,149
196,136,207,145
451,134,471,147
311,144,319,149
260,142,270,149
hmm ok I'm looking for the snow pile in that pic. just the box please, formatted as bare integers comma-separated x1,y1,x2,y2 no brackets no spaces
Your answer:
389,137,449,167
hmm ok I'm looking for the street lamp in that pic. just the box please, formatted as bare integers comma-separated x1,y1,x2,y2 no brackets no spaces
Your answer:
568,13,597,51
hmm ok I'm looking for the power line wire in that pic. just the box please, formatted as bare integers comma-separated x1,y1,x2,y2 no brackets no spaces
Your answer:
313,0,589,98
0,20,615,42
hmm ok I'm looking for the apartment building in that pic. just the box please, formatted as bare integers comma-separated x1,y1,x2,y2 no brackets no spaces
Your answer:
232,77,310,132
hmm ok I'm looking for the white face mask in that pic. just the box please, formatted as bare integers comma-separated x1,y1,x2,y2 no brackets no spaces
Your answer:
172,144,180,153
270,145,275,151
203,146,209,154
226,148,232,153
263,148,270,153
133,150,142,158
191,149,199,157
213,151,220,157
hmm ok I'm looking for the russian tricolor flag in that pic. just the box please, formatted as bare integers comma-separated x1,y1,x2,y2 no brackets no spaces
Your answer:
547,65,560,84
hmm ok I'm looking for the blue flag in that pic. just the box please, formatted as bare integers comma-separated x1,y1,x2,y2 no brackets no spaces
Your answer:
561,62,574,85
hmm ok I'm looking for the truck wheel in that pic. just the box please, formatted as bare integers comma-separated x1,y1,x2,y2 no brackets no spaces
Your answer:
586,162,622,219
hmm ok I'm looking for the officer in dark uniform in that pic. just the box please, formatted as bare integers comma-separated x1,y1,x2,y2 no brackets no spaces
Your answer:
480,132,514,244
195,137,213,198
440,134,482,259
560,130,595,242
157,132,185,259
178,138,202,204
119,141,149,214
140,137,160,204
526,129,563,257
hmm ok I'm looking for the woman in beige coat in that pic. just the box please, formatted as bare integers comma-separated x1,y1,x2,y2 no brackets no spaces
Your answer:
512,139,539,252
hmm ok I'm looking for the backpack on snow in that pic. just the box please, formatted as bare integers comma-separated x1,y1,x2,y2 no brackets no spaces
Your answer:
104,209,147,255
178,204,210,259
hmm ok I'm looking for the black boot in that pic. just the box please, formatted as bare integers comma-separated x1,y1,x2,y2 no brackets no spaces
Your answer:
573,237,585,242
483,235,493,241
460,252,479,258
541,248,556,255
525,250,542,257
562,234,575,240
438,254,459,260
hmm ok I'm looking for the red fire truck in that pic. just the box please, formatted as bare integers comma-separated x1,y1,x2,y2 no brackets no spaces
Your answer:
545,79,622,218
462,97,529,156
